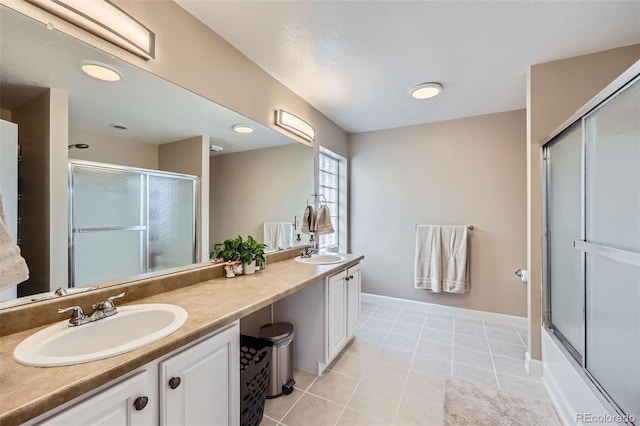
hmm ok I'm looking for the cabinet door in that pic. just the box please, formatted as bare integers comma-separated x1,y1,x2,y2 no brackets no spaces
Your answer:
160,322,239,426
39,370,154,426
346,264,361,337
327,271,347,360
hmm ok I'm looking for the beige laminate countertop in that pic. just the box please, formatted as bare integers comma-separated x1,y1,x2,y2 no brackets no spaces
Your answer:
0,254,363,425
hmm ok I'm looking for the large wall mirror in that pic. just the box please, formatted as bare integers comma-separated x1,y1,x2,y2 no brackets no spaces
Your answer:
0,5,314,309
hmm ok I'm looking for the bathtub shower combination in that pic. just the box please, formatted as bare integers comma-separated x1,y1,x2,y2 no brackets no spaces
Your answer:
542,64,639,423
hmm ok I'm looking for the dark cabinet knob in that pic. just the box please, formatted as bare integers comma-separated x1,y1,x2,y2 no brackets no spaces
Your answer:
134,396,148,411
169,377,182,389
349,275,354,280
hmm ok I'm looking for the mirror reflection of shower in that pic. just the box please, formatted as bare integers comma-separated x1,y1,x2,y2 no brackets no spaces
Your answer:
68,143,90,150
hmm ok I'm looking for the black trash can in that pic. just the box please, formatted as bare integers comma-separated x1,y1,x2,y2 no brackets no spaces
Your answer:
240,335,273,426
259,322,295,398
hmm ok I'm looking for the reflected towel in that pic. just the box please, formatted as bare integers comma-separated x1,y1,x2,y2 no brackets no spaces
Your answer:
414,225,470,293
263,222,294,250
0,195,29,292
315,205,334,235
301,205,314,235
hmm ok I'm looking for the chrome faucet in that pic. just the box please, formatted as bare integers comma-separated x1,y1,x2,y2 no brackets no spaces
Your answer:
300,247,315,258
300,233,318,258
58,292,125,327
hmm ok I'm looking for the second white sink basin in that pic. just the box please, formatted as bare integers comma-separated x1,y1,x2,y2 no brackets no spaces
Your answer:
13,304,188,367
295,254,346,265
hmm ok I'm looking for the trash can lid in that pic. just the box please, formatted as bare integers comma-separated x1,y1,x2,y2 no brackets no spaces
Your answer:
259,322,294,341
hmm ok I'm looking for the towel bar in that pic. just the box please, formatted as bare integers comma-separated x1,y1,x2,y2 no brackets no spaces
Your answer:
414,224,473,230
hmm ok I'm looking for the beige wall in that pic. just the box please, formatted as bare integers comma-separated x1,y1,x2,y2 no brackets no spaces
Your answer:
526,43,640,360
350,110,527,316
12,91,50,297
11,89,68,296
69,128,159,170
210,143,314,248
159,136,209,262
49,89,68,293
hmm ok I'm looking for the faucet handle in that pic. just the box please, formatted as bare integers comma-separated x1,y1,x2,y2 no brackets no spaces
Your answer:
54,287,69,296
58,305,89,326
94,292,125,313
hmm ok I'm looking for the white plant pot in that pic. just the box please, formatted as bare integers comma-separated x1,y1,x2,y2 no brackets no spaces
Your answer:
233,262,243,275
243,260,256,274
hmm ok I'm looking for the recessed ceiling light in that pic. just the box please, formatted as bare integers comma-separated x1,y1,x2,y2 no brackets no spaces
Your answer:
233,124,254,134
81,62,121,82
410,82,443,100
209,145,224,152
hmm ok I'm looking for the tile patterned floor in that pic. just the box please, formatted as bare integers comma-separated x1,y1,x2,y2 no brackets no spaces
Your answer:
261,297,549,425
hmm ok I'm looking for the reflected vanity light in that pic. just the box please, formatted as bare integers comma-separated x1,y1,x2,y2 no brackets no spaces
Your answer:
81,62,121,81
410,82,443,99
28,0,155,59
232,124,254,134
275,109,315,143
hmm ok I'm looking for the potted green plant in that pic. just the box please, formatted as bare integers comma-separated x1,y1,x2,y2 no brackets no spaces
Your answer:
210,236,244,275
240,235,267,274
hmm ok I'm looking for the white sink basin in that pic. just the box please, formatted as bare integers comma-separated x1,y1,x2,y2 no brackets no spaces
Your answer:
13,304,188,367
295,254,346,265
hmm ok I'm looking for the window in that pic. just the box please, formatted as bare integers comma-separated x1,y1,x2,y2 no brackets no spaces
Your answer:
318,148,345,251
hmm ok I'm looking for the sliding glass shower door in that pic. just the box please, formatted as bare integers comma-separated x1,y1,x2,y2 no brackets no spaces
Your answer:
583,78,640,422
69,161,197,287
545,73,639,423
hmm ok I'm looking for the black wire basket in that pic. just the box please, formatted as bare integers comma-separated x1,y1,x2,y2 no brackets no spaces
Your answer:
240,335,273,426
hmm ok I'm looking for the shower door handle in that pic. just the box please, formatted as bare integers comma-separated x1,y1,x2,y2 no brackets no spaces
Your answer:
573,240,640,267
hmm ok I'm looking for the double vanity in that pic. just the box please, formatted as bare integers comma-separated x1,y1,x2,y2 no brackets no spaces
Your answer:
0,250,363,425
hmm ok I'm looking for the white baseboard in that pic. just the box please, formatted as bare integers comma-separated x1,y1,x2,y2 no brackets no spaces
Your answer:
525,351,543,377
362,293,527,328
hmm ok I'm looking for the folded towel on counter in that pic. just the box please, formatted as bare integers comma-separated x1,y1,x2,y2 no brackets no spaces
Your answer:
414,225,470,293
263,222,294,250
314,205,334,235
0,195,29,292
301,205,314,234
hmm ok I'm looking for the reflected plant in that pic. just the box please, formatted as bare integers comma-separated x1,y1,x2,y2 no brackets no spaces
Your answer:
210,235,243,262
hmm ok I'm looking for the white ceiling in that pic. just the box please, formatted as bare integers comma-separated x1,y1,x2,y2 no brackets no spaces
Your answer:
176,1,640,133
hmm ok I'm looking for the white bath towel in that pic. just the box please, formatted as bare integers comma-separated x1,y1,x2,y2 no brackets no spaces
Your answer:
414,225,442,291
414,225,470,293
440,225,470,293
263,222,294,250
0,195,29,292
314,205,334,235
301,205,314,235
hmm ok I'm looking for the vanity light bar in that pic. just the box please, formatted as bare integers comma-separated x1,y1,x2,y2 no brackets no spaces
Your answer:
27,0,155,59
275,109,315,143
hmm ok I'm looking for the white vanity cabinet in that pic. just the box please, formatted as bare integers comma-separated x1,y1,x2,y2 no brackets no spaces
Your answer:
34,321,239,426
159,322,239,426
327,263,361,361
38,370,156,426
273,262,361,374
